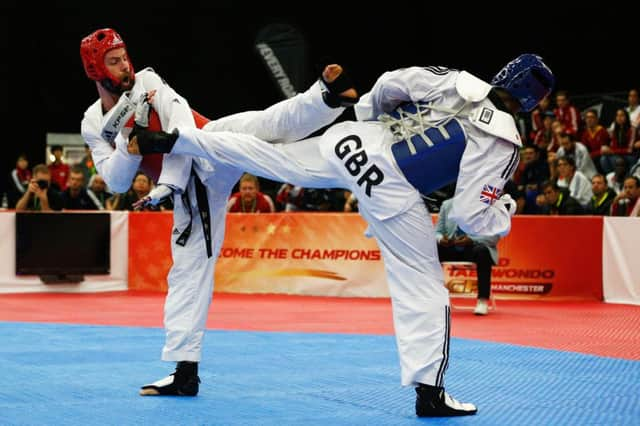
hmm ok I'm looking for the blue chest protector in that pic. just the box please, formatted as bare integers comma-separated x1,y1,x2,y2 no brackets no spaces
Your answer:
389,103,467,196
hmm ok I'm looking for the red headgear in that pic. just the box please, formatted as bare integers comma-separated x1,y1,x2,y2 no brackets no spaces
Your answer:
80,28,134,93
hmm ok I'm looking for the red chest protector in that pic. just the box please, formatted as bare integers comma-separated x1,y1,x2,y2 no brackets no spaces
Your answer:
125,109,210,182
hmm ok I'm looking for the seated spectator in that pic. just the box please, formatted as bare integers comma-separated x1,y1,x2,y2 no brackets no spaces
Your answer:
519,146,550,214
610,176,640,216
586,174,617,216
47,145,70,191
554,90,582,137
530,95,553,141
537,181,584,215
606,157,627,194
227,173,275,213
15,164,63,211
274,183,333,212
61,166,97,210
556,132,598,180
435,198,499,315
276,183,302,212
503,180,525,215
7,154,31,208
108,171,170,211
87,174,112,210
556,156,592,207
533,110,557,152
602,108,636,175
624,88,640,129
580,109,609,171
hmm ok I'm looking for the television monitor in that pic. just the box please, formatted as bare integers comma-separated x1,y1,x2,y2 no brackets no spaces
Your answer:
15,212,110,282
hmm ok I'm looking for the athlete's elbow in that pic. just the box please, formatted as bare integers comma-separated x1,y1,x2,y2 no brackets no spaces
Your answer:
450,207,510,237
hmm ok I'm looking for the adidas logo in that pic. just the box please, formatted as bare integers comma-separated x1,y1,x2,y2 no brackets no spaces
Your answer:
172,228,181,235
112,34,122,45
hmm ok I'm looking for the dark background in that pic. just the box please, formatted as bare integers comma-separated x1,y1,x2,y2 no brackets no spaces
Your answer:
1,5,637,193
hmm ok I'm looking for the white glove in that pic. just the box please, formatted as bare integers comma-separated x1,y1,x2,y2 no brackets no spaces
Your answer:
101,91,135,143
134,91,154,128
498,193,516,217
132,184,173,210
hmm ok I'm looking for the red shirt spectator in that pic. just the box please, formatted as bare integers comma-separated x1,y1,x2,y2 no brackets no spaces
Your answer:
48,145,70,191
608,109,635,155
226,173,275,213
554,91,581,137
581,109,610,159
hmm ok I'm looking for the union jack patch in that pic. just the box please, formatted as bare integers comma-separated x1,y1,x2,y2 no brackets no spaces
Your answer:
479,184,502,205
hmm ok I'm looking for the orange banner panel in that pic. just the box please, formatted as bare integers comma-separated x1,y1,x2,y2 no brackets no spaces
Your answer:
128,213,603,300
444,216,603,301
215,213,387,297
128,212,174,292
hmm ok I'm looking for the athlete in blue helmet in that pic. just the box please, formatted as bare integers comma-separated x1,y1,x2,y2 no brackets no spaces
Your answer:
491,53,555,113
132,54,554,418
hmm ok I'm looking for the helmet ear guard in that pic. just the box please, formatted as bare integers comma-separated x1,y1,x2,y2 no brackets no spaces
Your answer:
491,54,554,112
80,28,134,94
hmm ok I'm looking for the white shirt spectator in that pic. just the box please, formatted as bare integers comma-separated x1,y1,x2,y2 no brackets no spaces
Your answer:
557,170,592,207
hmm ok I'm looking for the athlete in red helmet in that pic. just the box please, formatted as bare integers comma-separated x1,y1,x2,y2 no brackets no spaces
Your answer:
80,28,357,397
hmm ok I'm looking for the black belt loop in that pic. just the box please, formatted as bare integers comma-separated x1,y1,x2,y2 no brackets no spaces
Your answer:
175,169,212,258
193,172,213,258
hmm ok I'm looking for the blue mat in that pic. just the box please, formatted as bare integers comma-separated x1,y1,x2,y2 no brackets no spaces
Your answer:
0,322,638,425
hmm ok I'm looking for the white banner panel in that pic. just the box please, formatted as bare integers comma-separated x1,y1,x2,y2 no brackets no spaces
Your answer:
603,217,640,305
0,211,128,293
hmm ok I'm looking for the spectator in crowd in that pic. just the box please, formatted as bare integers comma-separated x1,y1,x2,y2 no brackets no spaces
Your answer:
533,110,556,152
530,95,553,141
275,183,302,212
547,153,560,182
7,154,31,208
603,108,636,174
580,109,609,169
625,88,640,129
47,145,70,191
519,145,550,213
435,198,499,316
556,132,598,180
227,173,275,213
87,174,112,210
15,164,63,211
109,171,170,211
606,157,627,194
586,174,617,215
554,90,581,137
547,118,566,152
502,179,525,215
61,166,98,210
537,181,584,215
77,144,97,185
610,176,640,216
556,156,592,207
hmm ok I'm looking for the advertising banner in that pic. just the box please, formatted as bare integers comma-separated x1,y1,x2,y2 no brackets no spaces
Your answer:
129,213,603,300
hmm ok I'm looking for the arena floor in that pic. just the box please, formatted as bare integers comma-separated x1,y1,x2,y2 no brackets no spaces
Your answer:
1,292,639,425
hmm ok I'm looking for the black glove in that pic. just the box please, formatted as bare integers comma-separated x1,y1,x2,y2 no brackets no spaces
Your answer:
320,67,359,108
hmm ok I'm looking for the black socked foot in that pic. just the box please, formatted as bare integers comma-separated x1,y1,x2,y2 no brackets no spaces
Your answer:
135,126,179,155
415,384,477,417
140,361,200,396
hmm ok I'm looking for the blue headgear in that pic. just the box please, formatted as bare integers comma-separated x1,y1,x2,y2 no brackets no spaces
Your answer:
491,54,555,113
